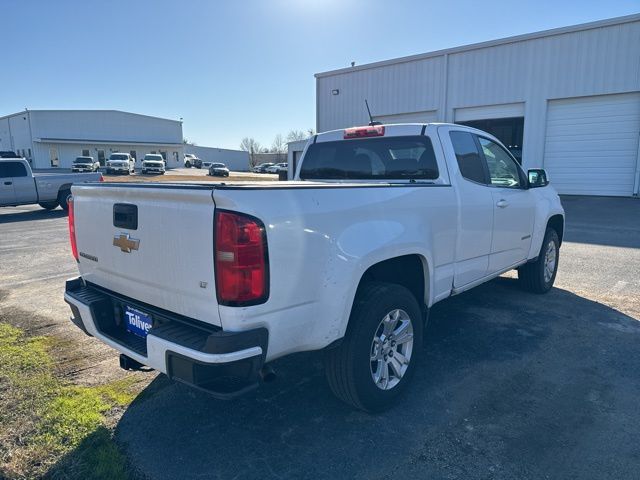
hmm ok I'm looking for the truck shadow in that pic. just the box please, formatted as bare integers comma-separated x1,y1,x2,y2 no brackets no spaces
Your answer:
0,208,67,224
86,278,640,478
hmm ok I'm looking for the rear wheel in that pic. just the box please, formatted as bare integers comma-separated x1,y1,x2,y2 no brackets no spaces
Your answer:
185,161,191,168
324,282,423,412
518,228,560,293
57,189,71,212
38,201,58,210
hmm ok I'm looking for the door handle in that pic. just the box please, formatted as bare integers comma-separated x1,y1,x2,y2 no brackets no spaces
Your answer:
3,181,12,186
496,199,509,208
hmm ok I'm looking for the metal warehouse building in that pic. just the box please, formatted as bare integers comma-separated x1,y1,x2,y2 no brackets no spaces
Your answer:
0,110,184,169
315,14,640,196
183,144,250,171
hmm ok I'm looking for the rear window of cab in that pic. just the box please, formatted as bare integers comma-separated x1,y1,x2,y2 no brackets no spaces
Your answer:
300,136,439,181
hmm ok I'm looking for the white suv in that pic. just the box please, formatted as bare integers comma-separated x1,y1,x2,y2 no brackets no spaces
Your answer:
106,153,135,175
184,154,202,169
141,154,166,175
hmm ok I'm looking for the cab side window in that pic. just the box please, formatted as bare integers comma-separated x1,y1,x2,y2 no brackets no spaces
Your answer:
0,161,27,178
449,131,487,184
478,137,523,188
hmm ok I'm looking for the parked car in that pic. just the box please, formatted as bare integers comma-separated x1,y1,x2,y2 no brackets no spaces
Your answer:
252,162,275,173
266,162,288,173
64,123,564,412
141,154,166,175
184,154,202,169
0,151,19,158
208,162,229,177
1,157,101,211
105,153,135,175
71,156,100,173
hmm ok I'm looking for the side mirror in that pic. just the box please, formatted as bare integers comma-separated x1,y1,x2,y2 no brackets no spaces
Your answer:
528,169,549,188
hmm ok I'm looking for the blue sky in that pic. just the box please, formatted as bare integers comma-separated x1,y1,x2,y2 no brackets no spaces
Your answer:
2,0,638,149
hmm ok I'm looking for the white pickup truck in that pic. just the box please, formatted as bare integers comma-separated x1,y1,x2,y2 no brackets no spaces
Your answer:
0,157,102,211
64,123,564,411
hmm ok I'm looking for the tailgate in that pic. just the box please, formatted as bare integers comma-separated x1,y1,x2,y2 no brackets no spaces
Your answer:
71,184,221,326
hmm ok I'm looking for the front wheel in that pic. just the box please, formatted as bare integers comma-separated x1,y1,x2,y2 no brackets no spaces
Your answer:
57,189,71,212
518,228,560,293
324,282,423,412
38,201,58,210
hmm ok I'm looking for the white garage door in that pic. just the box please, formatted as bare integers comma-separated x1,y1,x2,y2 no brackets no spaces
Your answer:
544,93,640,196
373,110,438,124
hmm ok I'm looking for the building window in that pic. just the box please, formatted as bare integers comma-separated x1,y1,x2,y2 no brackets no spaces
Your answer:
173,151,179,163
150,150,156,154
97,150,105,166
160,151,167,161
27,148,31,158
82,149,90,157
130,150,137,161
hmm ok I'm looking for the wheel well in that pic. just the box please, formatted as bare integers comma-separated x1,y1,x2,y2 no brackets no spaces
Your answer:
548,215,564,245
358,255,427,307
58,183,72,195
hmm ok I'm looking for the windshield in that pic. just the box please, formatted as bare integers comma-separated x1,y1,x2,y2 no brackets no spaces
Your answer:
109,154,129,161
74,157,93,163
300,136,439,180
144,155,163,161
211,163,226,168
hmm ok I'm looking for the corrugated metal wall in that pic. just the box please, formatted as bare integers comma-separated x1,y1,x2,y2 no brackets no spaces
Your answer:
316,17,640,171
183,145,250,171
30,110,183,144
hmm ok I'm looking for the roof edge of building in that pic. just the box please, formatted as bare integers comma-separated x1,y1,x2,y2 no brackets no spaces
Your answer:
0,109,182,124
315,13,640,78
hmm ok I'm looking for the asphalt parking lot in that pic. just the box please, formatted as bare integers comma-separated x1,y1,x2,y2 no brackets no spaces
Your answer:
1,196,639,479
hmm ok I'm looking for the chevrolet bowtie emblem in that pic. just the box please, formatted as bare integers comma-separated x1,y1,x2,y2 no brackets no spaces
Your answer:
113,233,140,253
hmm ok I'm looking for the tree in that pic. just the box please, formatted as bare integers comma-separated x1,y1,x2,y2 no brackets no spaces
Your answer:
271,134,286,154
183,138,196,146
271,134,287,162
239,137,262,166
286,130,307,143
306,128,316,137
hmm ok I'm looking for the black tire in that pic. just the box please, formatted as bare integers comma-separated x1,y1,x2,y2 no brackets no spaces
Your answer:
38,201,58,210
324,282,423,412
185,161,191,168
518,228,560,294
57,189,71,212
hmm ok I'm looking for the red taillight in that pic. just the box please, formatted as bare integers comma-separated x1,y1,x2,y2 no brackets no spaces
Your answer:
68,196,79,261
215,211,268,305
344,125,385,139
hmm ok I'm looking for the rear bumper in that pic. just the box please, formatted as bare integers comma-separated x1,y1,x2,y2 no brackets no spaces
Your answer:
64,277,268,398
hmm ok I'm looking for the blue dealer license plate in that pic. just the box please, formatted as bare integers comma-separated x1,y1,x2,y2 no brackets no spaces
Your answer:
124,306,152,338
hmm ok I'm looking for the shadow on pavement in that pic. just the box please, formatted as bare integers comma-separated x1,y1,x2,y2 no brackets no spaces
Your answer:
105,278,640,480
561,195,640,249
0,207,67,224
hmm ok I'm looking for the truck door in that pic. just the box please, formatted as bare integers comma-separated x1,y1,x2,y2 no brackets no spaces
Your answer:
7,161,38,204
445,130,494,287
476,136,535,272
0,162,17,205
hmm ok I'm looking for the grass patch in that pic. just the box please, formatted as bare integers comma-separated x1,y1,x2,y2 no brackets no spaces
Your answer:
0,323,138,479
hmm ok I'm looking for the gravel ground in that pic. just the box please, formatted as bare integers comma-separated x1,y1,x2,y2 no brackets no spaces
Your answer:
1,195,639,479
